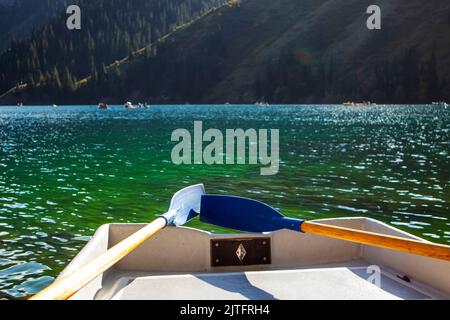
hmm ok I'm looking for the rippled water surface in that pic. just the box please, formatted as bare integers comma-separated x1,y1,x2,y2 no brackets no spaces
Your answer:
0,104,449,298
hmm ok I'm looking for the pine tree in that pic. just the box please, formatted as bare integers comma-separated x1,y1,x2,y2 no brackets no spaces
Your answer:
51,67,62,90
63,67,76,93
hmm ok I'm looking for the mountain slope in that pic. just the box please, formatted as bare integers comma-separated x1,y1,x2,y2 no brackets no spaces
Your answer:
1,0,450,104
85,0,450,104
0,0,69,52
202,0,450,103
0,0,227,96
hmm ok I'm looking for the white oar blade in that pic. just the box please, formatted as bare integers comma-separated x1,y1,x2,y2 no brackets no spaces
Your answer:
168,184,206,226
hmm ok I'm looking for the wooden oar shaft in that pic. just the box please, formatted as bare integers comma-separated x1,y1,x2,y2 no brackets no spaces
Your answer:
30,217,167,300
301,221,450,261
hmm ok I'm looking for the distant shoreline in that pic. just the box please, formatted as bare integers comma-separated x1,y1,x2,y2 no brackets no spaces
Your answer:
0,103,447,107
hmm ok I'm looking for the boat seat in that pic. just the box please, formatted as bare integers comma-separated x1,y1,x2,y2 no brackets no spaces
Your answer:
103,266,430,300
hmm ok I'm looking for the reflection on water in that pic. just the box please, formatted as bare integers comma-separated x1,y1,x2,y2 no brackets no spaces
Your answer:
0,104,449,298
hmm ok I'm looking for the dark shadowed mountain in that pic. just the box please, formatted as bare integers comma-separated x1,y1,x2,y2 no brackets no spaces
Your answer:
1,0,449,104
0,0,69,52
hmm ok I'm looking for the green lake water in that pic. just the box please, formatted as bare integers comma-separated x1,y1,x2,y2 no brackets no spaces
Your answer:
0,104,449,298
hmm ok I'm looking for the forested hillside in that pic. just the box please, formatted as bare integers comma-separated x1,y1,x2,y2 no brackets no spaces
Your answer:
0,0,69,52
77,0,450,104
0,0,226,98
1,0,449,104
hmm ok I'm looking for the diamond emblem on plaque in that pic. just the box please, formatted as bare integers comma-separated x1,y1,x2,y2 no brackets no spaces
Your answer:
236,244,247,261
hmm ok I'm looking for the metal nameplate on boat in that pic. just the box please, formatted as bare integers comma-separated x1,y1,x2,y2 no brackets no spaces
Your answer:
210,238,271,267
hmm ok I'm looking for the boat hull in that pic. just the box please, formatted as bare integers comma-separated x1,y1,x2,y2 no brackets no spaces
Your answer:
59,218,450,300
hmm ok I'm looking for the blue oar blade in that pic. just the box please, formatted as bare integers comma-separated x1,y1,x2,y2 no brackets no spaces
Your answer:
200,195,303,233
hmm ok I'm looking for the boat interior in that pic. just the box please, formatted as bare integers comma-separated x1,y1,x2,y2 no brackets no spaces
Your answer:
61,218,450,300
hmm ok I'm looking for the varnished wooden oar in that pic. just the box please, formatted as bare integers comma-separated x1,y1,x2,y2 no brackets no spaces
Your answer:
301,221,450,261
199,195,450,261
30,218,167,300
30,184,205,300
